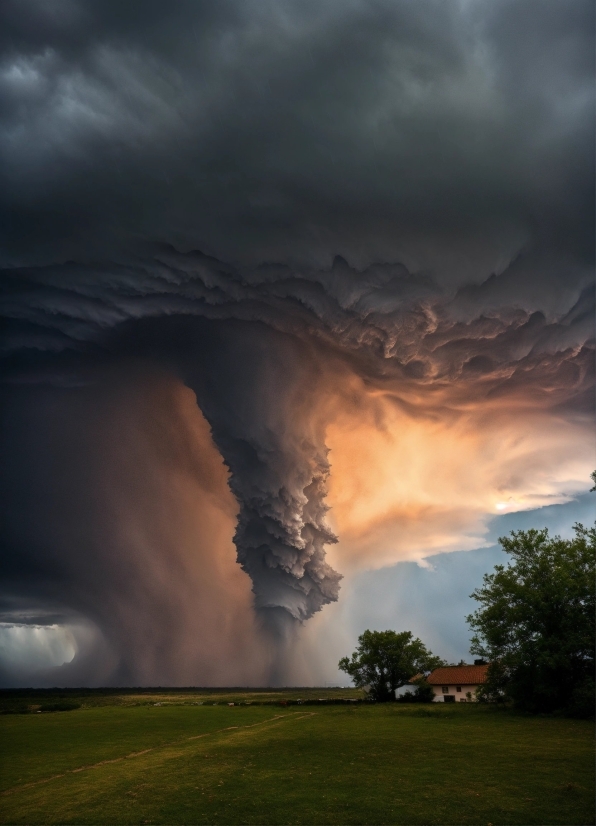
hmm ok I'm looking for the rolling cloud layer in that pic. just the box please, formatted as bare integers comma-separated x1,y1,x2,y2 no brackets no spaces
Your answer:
0,0,593,684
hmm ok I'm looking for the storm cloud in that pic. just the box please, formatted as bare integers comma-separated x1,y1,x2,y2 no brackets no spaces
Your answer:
0,0,593,684
1,0,593,277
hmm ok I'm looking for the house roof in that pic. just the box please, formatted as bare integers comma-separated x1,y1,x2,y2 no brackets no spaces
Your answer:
426,665,489,685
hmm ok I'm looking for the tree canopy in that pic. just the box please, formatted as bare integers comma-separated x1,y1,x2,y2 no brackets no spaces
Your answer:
467,522,595,716
339,629,444,702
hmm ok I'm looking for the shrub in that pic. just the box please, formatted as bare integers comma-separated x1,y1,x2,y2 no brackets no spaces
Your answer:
39,701,81,713
396,679,435,703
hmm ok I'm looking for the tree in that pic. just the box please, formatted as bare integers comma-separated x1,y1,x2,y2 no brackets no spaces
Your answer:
338,630,445,702
467,522,595,716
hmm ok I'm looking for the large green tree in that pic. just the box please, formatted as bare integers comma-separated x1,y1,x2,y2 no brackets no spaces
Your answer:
338,630,444,702
467,522,595,716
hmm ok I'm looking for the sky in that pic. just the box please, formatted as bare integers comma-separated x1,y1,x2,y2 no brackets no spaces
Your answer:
0,0,594,687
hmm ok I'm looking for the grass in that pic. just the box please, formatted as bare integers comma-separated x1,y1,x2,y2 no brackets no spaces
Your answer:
0,692,593,825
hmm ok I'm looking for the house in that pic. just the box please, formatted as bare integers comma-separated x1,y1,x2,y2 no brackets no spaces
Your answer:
426,663,489,702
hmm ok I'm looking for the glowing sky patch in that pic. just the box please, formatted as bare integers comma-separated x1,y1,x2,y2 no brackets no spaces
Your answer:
0,624,76,671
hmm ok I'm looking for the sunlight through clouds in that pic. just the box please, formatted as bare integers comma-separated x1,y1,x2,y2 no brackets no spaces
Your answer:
0,623,76,672
325,387,593,570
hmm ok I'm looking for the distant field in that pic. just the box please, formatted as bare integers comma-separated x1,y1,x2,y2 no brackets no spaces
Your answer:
0,686,365,713
0,691,593,825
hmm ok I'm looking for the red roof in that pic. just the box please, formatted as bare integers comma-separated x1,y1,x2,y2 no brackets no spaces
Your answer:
426,665,489,685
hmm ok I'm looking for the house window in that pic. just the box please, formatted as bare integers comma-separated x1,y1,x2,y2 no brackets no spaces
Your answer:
442,686,449,694
456,686,462,692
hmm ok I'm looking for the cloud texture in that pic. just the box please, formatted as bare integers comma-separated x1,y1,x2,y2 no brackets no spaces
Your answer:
0,0,593,276
0,0,593,684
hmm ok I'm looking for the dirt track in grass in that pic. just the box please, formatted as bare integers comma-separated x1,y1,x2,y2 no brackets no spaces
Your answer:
1,698,593,825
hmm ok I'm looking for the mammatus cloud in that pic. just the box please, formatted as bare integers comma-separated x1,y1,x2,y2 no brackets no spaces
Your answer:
0,1,593,683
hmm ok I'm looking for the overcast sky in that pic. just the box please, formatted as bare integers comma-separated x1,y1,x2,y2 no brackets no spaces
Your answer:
0,0,593,686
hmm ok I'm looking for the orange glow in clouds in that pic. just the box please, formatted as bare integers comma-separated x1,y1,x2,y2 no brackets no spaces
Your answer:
323,377,593,571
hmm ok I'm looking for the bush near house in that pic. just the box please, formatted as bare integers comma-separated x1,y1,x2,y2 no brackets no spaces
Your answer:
395,677,435,703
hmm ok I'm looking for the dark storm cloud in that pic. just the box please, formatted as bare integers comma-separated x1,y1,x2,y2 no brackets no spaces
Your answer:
0,0,593,285
0,1,593,685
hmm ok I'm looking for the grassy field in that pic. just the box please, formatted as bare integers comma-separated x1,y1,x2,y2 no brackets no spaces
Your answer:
0,691,593,825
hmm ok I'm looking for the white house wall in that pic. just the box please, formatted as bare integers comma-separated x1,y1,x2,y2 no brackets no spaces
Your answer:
432,684,479,702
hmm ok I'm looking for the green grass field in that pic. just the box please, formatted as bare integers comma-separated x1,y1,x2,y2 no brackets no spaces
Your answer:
1,691,593,825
